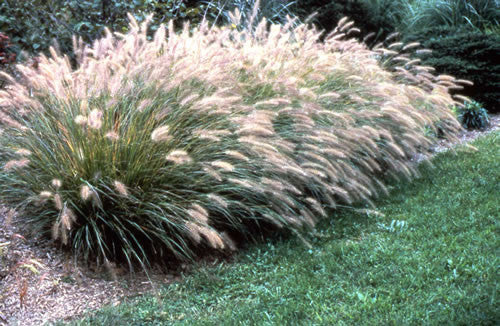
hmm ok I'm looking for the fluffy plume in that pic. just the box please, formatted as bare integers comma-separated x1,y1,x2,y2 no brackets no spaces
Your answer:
88,109,103,130
113,180,129,197
75,115,87,125
3,159,30,171
53,194,63,211
151,125,171,142
210,160,235,172
166,150,192,164
51,179,62,189
105,131,119,141
80,185,91,201
15,149,32,156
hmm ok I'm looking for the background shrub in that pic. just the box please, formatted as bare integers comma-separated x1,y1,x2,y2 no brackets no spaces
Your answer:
290,0,402,45
0,13,461,270
404,26,500,113
0,0,209,62
0,0,300,62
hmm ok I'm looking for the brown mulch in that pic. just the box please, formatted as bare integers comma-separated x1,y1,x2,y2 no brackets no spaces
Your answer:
0,207,184,326
1,114,499,326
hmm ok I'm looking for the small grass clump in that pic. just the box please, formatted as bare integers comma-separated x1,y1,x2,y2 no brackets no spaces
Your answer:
0,11,462,269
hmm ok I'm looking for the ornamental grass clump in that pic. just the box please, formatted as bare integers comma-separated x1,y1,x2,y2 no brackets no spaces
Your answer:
0,11,463,270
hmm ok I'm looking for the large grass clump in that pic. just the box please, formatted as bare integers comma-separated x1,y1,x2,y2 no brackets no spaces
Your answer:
0,13,462,269
71,131,499,325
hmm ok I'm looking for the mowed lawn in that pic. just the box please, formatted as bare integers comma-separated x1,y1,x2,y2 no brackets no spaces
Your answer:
71,132,499,326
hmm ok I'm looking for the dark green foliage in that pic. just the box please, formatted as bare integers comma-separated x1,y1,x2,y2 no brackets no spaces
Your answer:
455,101,491,130
0,0,209,61
405,26,500,113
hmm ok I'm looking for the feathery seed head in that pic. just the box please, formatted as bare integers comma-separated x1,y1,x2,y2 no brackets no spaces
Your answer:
236,125,275,137
51,179,62,189
185,222,202,244
80,185,91,201
15,149,32,156
200,227,225,249
300,208,317,228
113,180,129,196
416,49,432,55
3,159,30,171
51,221,60,241
180,94,199,106
455,79,474,86
195,129,231,142
105,131,119,141
210,160,235,172
191,203,209,217
39,191,53,198
224,150,250,162
220,232,237,251
166,150,192,164
53,193,63,210
305,197,326,217
203,166,223,181
88,109,103,129
151,125,171,142
137,99,152,112
261,177,285,191
61,206,76,231
187,208,209,224
207,193,229,209
5,209,15,227
75,115,87,125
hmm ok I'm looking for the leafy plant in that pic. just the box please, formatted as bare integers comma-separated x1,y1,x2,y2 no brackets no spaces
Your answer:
0,11,461,271
455,100,490,130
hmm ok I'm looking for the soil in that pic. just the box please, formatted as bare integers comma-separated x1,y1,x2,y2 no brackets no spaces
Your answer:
1,114,499,326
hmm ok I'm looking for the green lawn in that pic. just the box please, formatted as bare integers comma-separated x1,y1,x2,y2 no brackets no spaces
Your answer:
70,132,499,326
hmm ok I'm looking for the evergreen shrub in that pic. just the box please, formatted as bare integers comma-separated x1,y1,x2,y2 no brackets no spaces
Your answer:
290,0,404,45
405,26,500,113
